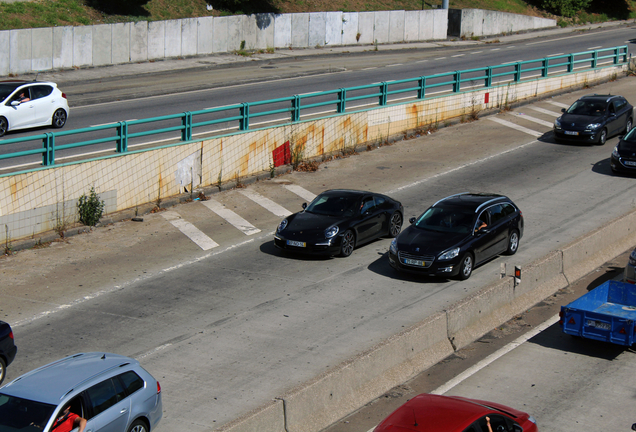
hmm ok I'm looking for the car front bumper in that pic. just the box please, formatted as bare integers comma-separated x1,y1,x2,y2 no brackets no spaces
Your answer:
554,128,601,143
388,251,460,277
274,235,341,256
610,154,636,174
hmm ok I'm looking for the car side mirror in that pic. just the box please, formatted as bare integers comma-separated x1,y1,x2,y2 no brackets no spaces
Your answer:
561,108,565,113
302,203,307,210
409,217,416,224
10,100,19,106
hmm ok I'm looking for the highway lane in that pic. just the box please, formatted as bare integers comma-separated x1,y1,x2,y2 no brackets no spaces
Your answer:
2,76,636,431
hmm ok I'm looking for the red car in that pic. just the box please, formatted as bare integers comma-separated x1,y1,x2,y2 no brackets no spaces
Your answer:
373,394,538,432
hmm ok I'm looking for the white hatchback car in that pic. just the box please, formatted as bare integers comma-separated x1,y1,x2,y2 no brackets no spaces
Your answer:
0,80,69,137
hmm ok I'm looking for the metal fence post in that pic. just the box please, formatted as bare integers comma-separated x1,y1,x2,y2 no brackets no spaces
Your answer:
568,54,574,72
614,47,620,65
417,76,426,99
337,88,346,113
514,63,521,82
379,82,388,106
542,58,548,78
117,121,128,153
592,50,598,68
181,112,192,141
240,103,250,131
42,133,54,166
291,95,301,122
453,71,461,92
485,67,492,87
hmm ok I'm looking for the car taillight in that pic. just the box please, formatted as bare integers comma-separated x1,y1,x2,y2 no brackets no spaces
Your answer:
61,92,67,99
157,381,161,394
8,331,13,340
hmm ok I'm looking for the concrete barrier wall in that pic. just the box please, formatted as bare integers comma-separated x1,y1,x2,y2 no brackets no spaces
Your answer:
0,8,557,76
0,64,626,243
448,8,555,38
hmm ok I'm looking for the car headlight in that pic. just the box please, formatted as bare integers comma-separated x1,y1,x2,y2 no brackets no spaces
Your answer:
586,123,602,130
325,226,339,239
277,219,288,233
554,118,561,129
438,247,460,261
390,238,397,254
612,146,620,158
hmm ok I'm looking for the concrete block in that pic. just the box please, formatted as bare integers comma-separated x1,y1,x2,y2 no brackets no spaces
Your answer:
214,399,285,432
325,11,342,46
254,14,275,49
509,251,568,313
92,24,112,66
212,16,229,53
227,15,244,51
274,14,291,48
164,20,182,58
357,12,374,45
10,29,32,74
181,18,198,56
148,21,165,60
419,10,434,41
341,12,358,45
283,312,453,432
0,31,8,76
388,10,405,43
32,27,52,71
373,11,390,44
112,23,131,64
130,21,148,63
53,27,73,70
73,26,92,67
308,12,326,47
291,13,309,48
404,11,419,42
197,16,214,55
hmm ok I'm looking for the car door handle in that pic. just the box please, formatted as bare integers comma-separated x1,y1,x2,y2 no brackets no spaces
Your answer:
120,408,128,414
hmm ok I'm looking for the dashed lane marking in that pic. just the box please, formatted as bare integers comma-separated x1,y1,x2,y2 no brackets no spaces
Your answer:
529,106,562,117
488,117,542,137
162,211,219,250
513,112,554,128
283,185,317,202
238,189,292,218
202,199,261,235
547,100,570,109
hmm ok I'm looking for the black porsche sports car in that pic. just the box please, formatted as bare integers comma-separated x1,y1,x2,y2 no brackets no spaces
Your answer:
388,193,524,280
274,189,404,257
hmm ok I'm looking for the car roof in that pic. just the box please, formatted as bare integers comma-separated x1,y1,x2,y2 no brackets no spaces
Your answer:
0,352,137,405
579,94,622,103
432,193,508,213
320,189,374,197
375,394,500,432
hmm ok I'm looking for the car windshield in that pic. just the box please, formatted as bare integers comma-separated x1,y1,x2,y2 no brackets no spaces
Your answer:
566,100,607,116
0,84,22,103
414,206,473,234
306,194,360,217
623,128,636,142
0,393,56,431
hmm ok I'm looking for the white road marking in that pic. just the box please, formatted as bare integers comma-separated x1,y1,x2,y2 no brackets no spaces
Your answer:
471,51,483,54
202,198,261,235
547,52,564,57
529,106,562,117
490,48,500,51
283,185,316,202
435,57,447,60
506,46,516,49
137,343,173,360
451,54,465,58
387,63,403,67
587,46,602,50
362,67,378,70
488,117,543,137
415,60,428,63
547,100,570,109
513,112,554,128
432,314,560,394
238,189,292,218
162,211,219,250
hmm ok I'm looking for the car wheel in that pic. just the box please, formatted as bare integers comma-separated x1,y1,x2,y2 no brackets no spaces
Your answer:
52,109,67,128
625,118,633,134
388,212,403,238
0,117,7,137
0,357,6,386
457,253,473,280
597,128,607,145
127,419,148,432
339,230,355,257
505,229,520,255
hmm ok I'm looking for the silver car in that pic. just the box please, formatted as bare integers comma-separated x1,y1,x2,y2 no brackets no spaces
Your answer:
625,247,636,284
0,352,162,432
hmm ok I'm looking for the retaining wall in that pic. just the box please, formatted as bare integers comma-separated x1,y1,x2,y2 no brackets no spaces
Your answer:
448,8,554,38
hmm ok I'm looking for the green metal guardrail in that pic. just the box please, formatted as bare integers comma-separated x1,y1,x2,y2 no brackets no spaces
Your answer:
0,46,629,169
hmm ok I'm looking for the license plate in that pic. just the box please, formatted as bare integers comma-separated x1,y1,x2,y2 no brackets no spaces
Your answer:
286,240,306,247
564,131,579,136
403,258,425,266
625,161,636,167
586,320,611,330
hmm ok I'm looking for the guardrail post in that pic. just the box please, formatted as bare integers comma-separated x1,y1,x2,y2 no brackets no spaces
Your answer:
453,71,461,92
379,82,388,106
417,76,426,99
117,121,128,153
42,133,54,166
337,88,346,113
514,63,521,82
240,103,250,131
568,54,574,72
592,50,598,68
291,95,301,122
542,58,548,78
181,112,193,141
614,47,619,65
485,67,492,87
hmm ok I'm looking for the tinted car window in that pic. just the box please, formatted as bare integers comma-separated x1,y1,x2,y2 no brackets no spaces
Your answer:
0,83,23,102
119,371,145,396
306,195,360,217
477,415,515,432
0,393,56,430
415,206,473,234
615,99,626,111
86,377,127,416
361,197,375,213
488,204,504,224
567,100,606,116
30,85,53,100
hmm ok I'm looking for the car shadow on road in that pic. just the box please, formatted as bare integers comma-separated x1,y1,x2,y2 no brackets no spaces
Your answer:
366,251,453,284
